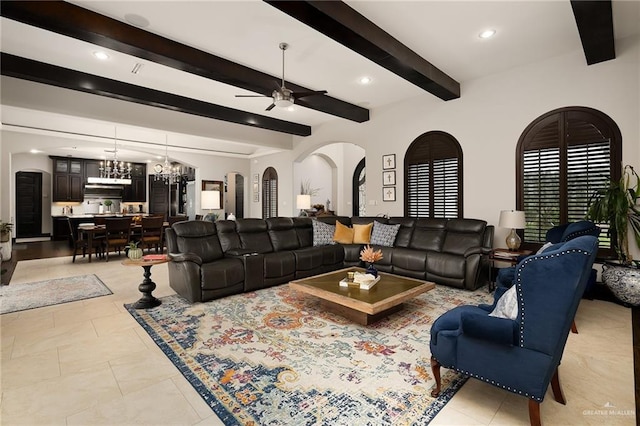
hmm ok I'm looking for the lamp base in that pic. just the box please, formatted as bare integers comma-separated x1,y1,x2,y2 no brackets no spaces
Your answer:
505,228,522,251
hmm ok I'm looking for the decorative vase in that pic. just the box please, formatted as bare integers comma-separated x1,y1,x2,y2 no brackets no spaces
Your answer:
0,231,9,243
128,247,143,260
365,263,378,278
602,263,640,306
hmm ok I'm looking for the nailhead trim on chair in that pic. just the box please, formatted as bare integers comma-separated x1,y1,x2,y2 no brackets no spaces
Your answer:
515,248,591,348
439,364,543,402
562,227,599,242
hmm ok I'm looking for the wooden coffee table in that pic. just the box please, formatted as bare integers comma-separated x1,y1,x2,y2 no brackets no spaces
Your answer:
290,267,435,325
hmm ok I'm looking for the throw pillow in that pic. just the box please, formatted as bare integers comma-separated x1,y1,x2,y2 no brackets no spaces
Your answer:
536,241,554,255
353,223,373,244
333,221,355,244
312,220,336,246
489,285,518,320
370,221,401,247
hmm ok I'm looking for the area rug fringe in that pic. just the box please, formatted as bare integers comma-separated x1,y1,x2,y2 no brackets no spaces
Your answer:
127,285,491,425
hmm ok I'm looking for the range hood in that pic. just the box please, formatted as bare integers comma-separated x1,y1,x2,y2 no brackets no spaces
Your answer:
84,184,124,199
87,177,132,185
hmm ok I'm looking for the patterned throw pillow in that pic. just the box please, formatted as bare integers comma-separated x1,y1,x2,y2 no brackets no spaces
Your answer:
312,220,336,246
369,221,401,247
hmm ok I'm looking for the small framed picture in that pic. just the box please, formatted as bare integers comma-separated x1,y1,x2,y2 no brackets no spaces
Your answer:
253,192,259,203
253,173,260,184
383,186,396,202
382,170,396,186
382,154,396,170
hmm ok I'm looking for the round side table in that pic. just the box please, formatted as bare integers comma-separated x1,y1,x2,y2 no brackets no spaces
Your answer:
122,256,170,309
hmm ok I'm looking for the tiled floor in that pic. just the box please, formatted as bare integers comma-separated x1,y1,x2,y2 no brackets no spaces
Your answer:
1,255,635,425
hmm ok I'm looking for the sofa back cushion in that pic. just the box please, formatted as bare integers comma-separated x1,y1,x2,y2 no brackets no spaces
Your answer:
266,217,300,251
388,217,416,248
235,218,274,253
216,220,241,252
409,218,447,251
442,219,487,255
316,216,352,226
172,221,224,263
293,217,313,248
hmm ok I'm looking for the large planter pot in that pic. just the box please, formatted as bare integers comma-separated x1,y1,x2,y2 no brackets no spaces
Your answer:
0,231,10,243
602,263,640,306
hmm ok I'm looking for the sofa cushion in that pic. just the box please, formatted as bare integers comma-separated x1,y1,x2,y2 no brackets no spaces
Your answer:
293,217,313,248
409,219,447,251
236,219,273,254
333,221,355,244
370,221,401,246
263,252,296,279
388,217,415,248
200,257,244,290
172,221,224,263
313,220,336,246
442,219,486,256
292,247,324,271
216,220,241,252
353,223,373,244
267,217,300,251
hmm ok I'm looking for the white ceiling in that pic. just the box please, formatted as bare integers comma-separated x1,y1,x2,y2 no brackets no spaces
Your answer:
1,0,639,161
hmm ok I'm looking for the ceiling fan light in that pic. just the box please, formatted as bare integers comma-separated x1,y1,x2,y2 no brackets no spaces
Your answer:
275,98,294,108
479,29,496,39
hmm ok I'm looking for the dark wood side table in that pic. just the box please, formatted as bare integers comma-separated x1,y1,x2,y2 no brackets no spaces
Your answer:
122,256,170,309
487,248,533,291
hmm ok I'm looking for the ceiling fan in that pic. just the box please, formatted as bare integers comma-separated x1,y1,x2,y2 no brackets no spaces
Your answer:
236,42,327,111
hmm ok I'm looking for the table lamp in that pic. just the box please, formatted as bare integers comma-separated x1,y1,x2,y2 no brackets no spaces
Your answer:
498,210,526,250
201,190,220,221
296,194,311,216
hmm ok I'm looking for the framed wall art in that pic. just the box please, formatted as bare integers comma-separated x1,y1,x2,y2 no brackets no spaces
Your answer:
382,170,396,186
382,154,396,170
383,186,396,202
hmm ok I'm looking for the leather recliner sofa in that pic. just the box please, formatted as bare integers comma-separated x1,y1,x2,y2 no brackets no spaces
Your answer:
166,216,493,303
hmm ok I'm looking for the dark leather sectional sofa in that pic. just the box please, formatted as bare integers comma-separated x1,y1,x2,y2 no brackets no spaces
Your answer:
165,216,494,303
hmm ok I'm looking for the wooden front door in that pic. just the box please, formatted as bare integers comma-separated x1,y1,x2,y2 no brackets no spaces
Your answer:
15,171,43,238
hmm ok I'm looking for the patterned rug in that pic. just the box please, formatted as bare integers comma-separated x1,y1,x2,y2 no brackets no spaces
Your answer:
127,284,492,425
0,274,112,314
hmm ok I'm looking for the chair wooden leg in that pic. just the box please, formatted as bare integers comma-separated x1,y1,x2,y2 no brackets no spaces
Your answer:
550,368,566,404
571,320,578,334
528,399,541,426
430,356,442,397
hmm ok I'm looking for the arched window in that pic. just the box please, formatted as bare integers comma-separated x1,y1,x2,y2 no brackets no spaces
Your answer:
404,131,463,218
516,106,622,252
352,158,365,217
262,167,278,218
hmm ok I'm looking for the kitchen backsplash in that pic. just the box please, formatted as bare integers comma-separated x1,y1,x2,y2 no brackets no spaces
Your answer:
52,201,148,216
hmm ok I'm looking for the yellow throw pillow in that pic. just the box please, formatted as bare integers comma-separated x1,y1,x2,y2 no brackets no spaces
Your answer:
333,221,354,244
353,223,373,244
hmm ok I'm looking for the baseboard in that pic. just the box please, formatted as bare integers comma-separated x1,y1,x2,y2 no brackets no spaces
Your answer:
15,236,51,243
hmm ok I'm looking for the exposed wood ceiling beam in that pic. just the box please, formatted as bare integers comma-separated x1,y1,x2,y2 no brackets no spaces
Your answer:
0,0,369,123
265,0,460,101
1,53,312,137
570,0,615,65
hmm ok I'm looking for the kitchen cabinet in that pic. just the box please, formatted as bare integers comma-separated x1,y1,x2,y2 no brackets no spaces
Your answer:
52,216,71,242
83,160,101,184
123,163,147,202
52,157,83,202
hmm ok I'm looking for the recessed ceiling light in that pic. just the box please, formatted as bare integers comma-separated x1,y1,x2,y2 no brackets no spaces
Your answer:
93,51,110,60
479,29,496,39
124,13,150,28
30,149,41,154
359,76,372,85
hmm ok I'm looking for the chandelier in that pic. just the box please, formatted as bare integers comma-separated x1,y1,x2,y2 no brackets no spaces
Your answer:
154,136,180,183
99,128,131,180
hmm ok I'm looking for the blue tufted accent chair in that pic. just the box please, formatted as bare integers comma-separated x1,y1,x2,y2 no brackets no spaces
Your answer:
430,236,599,426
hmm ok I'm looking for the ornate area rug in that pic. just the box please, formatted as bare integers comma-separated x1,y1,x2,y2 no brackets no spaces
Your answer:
127,284,491,425
0,274,112,314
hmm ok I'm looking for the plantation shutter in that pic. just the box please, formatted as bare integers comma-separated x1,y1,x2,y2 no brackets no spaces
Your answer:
262,167,278,219
517,107,621,252
405,131,463,218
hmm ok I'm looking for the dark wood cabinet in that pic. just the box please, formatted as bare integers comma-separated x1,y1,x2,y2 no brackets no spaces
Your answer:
83,160,101,183
52,157,83,202
123,163,147,202
52,216,70,241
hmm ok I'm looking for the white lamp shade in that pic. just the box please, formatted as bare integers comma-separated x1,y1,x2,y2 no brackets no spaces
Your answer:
202,190,221,210
498,210,526,229
296,194,311,209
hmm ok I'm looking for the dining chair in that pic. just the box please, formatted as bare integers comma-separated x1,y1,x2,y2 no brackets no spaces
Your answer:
168,215,188,226
104,217,132,261
68,217,104,262
140,216,165,253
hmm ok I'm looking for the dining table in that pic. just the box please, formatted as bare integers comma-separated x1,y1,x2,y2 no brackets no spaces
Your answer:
78,221,169,262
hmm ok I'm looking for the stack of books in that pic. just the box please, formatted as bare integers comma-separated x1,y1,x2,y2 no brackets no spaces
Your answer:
339,272,380,290
492,250,520,260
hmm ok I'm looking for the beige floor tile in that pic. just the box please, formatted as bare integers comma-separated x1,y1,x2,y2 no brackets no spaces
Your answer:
10,320,97,358
430,403,487,425
172,375,220,420
109,349,180,395
1,363,122,424
91,309,140,336
58,328,149,374
66,378,202,425
192,415,227,426
1,348,60,390
443,378,507,424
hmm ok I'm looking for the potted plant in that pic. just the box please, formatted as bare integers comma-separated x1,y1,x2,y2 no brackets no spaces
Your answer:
0,221,13,243
127,241,143,260
586,164,640,305
103,199,113,213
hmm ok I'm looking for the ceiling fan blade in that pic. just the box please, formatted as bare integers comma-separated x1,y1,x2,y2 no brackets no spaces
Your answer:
265,103,276,111
235,94,269,98
292,90,328,99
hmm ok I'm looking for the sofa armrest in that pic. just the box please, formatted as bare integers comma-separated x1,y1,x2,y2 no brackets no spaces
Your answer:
168,252,203,266
463,246,492,257
461,311,517,346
